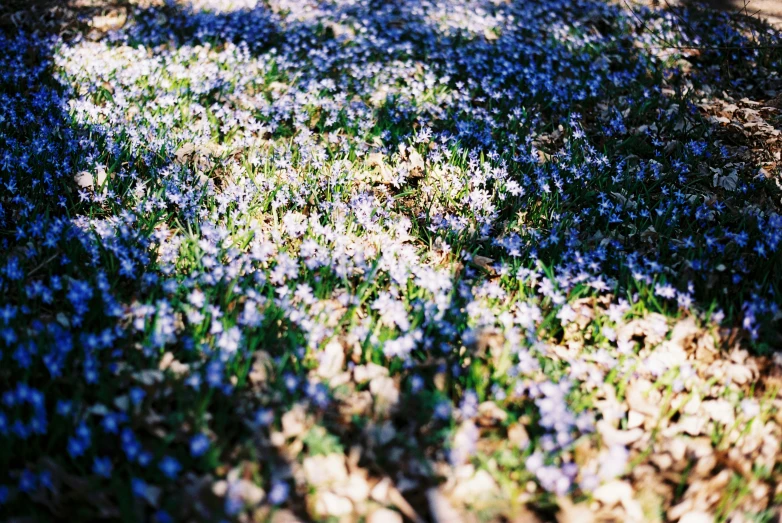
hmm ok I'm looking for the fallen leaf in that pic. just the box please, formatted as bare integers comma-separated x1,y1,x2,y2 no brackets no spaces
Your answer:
426,488,464,523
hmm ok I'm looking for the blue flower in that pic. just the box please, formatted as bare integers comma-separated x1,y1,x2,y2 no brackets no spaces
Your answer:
121,428,141,460
75,422,91,441
154,510,173,523
129,387,146,406
12,420,29,439
101,413,121,434
138,451,153,467
131,477,148,498
254,408,273,427
18,470,37,494
268,481,289,505
190,433,210,457
93,456,113,478
39,470,53,491
67,436,87,458
434,401,452,420
158,456,181,480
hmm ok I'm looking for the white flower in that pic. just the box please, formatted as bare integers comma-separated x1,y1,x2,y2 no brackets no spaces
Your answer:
189,289,206,308
740,399,760,419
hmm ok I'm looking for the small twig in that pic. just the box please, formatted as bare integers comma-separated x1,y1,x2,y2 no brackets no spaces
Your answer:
26,253,59,278
743,0,759,44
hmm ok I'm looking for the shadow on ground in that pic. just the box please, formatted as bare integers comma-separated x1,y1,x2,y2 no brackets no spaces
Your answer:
1,0,781,521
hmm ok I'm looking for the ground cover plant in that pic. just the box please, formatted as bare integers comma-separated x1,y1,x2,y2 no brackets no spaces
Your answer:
1,0,782,521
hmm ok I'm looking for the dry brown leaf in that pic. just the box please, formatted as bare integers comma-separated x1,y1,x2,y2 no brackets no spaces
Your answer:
426,487,464,523
556,496,594,523
473,255,495,273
